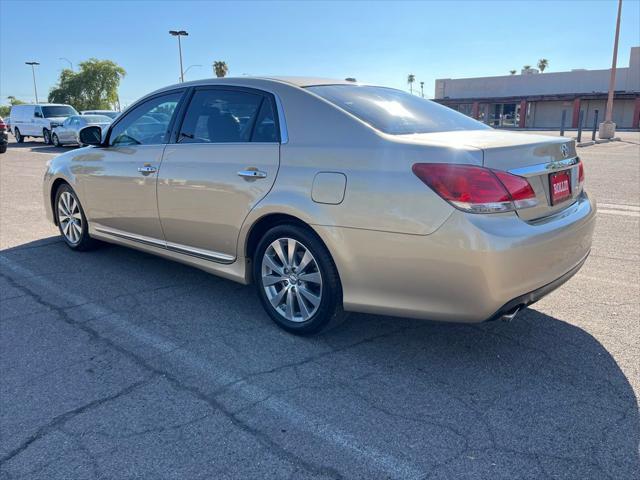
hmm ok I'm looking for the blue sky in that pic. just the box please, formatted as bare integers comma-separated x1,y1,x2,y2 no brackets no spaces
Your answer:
1,0,639,107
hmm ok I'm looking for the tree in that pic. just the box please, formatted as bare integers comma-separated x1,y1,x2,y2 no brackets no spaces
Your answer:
48,58,125,111
213,61,228,78
407,74,415,94
537,58,549,72
509,70,517,75
523,65,532,70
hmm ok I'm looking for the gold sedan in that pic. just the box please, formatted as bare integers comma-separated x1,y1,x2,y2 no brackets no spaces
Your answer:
43,77,595,334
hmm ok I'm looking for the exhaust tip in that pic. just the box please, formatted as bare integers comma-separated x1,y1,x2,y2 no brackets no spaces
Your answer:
500,306,522,322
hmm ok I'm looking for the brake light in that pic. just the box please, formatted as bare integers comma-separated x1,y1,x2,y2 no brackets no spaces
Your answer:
412,163,538,214
578,161,585,184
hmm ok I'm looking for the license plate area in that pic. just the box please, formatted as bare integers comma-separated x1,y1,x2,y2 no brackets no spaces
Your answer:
549,170,571,205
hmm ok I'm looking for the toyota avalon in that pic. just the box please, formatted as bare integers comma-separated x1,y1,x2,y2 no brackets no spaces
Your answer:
43,77,596,334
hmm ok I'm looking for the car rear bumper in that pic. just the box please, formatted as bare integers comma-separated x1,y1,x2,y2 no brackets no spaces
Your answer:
315,191,596,323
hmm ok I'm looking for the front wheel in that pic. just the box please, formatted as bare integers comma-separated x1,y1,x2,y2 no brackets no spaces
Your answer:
253,224,344,335
55,184,97,250
52,133,61,147
43,129,52,145
14,128,24,143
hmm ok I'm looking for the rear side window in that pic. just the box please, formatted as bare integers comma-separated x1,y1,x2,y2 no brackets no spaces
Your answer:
109,92,182,146
306,85,490,135
178,89,277,143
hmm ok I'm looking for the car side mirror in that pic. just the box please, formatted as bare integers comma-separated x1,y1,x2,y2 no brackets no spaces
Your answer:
79,126,103,146
34,112,43,118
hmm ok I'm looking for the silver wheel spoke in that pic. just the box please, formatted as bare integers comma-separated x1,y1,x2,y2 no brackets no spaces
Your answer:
269,286,288,308
299,272,321,284
261,237,323,323
287,239,297,267
263,255,284,276
294,288,311,318
298,286,320,308
271,240,288,268
263,274,286,286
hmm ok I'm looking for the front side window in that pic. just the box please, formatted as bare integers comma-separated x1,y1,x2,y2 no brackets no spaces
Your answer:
109,92,182,146
306,85,490,135
42,106,77,118
178,89,267,144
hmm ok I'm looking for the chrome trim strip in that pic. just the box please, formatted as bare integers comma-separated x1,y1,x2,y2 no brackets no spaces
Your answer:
165,241,235,264
508,157,579,177
93,225,234,264
94,226,166,248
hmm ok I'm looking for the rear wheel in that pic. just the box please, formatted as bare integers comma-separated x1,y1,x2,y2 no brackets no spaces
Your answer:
253,224,344,335
43,129,52,145
14,128,24,143
54,184,97,250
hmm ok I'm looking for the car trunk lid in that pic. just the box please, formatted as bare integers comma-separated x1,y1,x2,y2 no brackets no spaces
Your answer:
399,130,582,220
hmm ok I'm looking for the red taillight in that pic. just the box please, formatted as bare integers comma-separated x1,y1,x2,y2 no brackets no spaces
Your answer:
578,161,585,184
412,163,538,213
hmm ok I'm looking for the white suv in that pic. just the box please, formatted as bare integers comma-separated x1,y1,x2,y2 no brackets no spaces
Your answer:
10,104,78,144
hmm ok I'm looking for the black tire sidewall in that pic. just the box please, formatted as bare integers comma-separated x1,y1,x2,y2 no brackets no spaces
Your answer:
43,129,51,144
54,184,94,250
253,224,342,335
15,128,23,143
53,134,60,147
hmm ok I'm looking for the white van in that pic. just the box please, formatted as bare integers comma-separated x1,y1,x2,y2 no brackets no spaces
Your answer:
10,104,78,144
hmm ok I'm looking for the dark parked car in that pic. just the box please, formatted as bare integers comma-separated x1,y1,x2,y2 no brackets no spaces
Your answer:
0,117,8,154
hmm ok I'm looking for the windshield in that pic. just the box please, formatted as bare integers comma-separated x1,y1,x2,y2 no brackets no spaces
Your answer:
306,85,490,135
42,105,78,118
83,115,112,123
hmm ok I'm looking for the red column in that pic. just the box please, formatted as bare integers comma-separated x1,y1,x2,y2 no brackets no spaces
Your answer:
519,100,527,128
632,97,640,129
471,101,480,120
571,98,581,128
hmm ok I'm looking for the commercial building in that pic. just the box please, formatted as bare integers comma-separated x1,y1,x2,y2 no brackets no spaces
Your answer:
434,47,640,129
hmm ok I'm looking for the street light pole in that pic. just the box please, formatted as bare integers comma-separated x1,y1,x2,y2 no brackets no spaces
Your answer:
59,57,73,70
600,0,623,139
25,61,40,103
169,30,189,82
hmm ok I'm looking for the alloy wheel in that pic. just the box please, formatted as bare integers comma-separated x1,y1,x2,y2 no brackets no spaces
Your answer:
261,237,323,322
53,134,60,147
57,191,83,244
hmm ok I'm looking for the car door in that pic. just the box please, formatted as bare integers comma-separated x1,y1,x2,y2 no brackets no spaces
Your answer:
59,116,74,142
73,117,86,143
157,87,281,261
78,90,185,241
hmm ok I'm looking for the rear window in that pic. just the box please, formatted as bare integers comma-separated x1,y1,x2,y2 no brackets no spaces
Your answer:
83,115,112,123
306,85,489,135
42,105,78,118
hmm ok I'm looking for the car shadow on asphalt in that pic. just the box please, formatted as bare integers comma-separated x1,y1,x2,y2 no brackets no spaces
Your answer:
5,141,75,154
1,236,638,478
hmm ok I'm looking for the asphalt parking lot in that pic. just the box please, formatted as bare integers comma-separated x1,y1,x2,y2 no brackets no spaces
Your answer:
1,134,639,480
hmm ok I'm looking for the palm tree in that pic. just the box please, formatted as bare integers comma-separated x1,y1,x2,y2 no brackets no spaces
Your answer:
407,74,415,94
523,65,532,71
537,58,549,73
509,70,517,75
213,61,228,78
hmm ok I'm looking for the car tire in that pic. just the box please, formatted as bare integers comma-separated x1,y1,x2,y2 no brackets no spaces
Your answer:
253,224,345,335
52,133,61,147
54,184,98,251
43,129,52,145
0,144,7,154
14,128,24,143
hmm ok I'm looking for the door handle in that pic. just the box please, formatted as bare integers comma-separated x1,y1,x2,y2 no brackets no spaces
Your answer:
138,165,157,175
238,169,267,179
